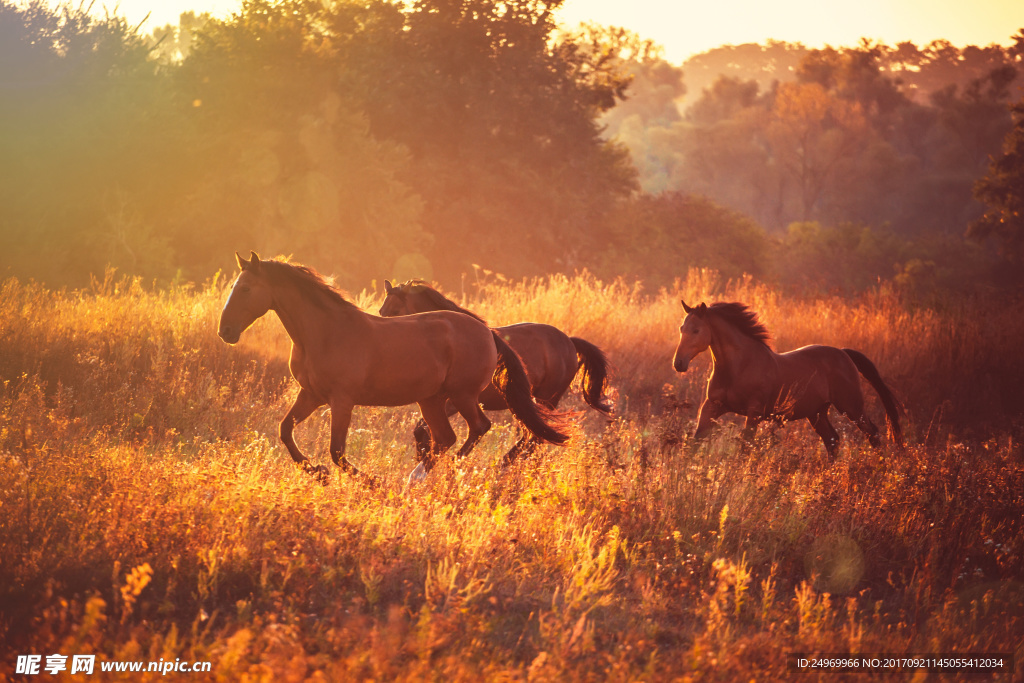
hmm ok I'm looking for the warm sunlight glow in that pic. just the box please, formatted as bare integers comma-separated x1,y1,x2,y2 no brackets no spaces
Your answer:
96,0,241,29
84,0,1024,60
558,0,1024,61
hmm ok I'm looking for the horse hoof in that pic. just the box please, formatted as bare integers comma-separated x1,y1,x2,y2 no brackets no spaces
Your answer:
406,462,429,488
303,463,330,485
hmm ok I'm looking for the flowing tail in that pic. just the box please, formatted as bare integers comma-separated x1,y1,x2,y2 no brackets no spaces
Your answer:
843,348,903,447
492,331,570,445
570,336,613,414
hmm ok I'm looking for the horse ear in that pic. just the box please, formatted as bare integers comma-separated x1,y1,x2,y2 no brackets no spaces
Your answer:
250,251,261,267
384,280,395,294
236,252,249,270
698,303,708,315
681,300,694,314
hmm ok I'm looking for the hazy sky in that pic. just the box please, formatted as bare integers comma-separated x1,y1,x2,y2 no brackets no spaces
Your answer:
99,0,1024,63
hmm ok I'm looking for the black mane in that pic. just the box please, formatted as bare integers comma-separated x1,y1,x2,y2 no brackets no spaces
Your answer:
260,259,359,311
708,302,773,348
399,280,488,325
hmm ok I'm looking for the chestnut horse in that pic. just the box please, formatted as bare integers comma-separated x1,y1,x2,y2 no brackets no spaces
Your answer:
218,253,568,480
672,301,901,455
379,279,611,464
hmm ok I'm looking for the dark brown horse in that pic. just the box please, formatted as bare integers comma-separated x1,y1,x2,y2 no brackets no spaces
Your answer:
672,301,902,455
218,253,568,480
379,279,611,463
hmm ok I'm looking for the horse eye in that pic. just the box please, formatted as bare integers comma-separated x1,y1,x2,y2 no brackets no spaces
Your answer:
239,286,251,293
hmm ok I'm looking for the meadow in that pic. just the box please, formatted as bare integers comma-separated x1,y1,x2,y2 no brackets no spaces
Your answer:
1,269,1022,680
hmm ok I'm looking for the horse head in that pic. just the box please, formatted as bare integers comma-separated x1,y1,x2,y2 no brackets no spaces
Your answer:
378,280,413,317
673,300,710,373
218,251,274,344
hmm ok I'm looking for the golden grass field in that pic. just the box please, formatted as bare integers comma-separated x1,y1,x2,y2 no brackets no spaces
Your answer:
1,269,1022,680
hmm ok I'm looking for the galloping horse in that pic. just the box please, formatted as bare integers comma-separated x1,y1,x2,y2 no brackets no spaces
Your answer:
672,301,902,455
379,279,611,463
218,253,568,480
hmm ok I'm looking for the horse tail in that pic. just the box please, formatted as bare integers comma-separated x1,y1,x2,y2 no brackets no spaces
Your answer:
843,348,903,447
570,337,613,414
492,331,570,446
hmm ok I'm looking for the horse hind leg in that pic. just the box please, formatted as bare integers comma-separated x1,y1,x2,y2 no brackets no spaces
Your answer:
503,394,555,466
501,434,540,467
449,394,492,459
834,393,883,448
853,414,882,448
417,396,458,471
413,399,459,460
809,409,840,458
412,419,432,462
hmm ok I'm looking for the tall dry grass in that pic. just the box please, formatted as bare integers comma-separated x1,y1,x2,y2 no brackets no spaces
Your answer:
0,270,1021,680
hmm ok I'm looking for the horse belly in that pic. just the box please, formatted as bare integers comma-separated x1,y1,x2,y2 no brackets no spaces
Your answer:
354,368,449,406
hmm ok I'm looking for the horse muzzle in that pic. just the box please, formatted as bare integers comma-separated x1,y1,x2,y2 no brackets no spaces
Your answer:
218,325,241,345
673,356,690,373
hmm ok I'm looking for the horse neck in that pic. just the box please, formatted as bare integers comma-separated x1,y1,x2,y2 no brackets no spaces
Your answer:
271,280,364,347
707,316,772,375
407,292,448,317
408,292,445,314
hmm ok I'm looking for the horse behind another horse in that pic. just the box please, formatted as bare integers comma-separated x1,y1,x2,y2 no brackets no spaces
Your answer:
218,253,570,482
380,279,612,464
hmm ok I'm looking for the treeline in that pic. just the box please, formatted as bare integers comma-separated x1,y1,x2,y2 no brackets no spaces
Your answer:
606,38,1024,269
1,0,636,287
1,1,1022,294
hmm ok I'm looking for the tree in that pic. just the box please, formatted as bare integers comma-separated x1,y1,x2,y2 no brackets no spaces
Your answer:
170,0,428,285
969,99,1024,263
767,82,868,222
0,0,174,283
594,192,770,288
347,0,639,280
686,75,759,127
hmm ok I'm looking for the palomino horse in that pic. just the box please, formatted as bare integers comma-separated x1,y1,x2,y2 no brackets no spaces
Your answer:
218,253,568,480
672,301,901,455
379,280,611,464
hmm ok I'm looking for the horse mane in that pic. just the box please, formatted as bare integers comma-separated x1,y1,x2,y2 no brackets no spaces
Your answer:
399,280,488,325
260,259,360,312
707,302,773,349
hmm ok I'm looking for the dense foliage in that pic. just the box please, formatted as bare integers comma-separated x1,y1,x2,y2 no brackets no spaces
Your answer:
970,99,1024,263
0,0,636,287
3,2,1023,293
607,37,1024,268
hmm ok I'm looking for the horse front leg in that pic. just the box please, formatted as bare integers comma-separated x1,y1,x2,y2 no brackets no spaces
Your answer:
693,397,725,441
329,397,372,482
280,388,325,477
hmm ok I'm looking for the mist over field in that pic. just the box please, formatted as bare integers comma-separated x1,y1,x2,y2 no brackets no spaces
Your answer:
1,1,1023,679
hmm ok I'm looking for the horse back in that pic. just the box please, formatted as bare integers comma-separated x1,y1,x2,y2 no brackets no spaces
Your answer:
773,344,861,412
